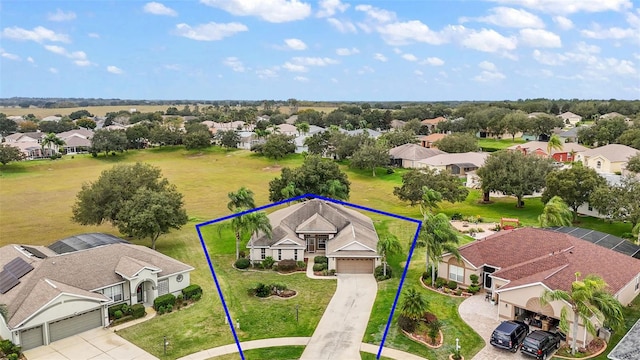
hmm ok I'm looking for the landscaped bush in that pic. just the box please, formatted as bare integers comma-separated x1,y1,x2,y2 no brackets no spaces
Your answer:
277,259,297,272
451,213,463,220
235,258,250,269
255,283,271,298
238,250,246,258
192,292,202,301
272,283,287,291
329,269,336,276
262,256,275,269
182,284,203,300
114,310,123,319
468,285,480,294
0,339,21,360
153,293,176,311
374,265,392,281
314,256,328,264
157,306,165,315
131,304,146,319
296,260,306,269
435,277,447,288
108,304,126,318
166,304,173,313
313,263,327,271
423,267,437,279
447,280,458,290
398,314,417,333
121,303,130,315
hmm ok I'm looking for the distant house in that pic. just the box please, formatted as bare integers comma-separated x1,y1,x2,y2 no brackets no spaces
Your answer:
237,131,259,150
420,117,446,133
419,133,447,148
342,128,381,139
578,144,640,174
389,143,444,168
507,141,588,162
557,127,582,143
294,125,326,153
557,112,582,127
416,151,488,176
599,112,629,121
0,234,193,350
276,123,298,136
58,129,94,154
390,120,406,129
247,199,380,274
4,132,43,144
40,116,62,122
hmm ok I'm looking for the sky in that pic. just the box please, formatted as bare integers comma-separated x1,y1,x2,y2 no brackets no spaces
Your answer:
0,0,639,101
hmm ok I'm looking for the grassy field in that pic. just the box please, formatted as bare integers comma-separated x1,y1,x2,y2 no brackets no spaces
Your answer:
478,137,526,152
1,146,635,359
208,346,305,360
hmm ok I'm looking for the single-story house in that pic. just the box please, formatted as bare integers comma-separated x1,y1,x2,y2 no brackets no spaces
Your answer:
58,129,94,154
421,117,446,132
416,151,489,176
247,199,381,274
577,144,640,174
419,133,447,148
0,233,193,350
557,112,582,127
3,132,44,144
389,143,444,168
507,141,588,162
557,127,581,144
341,128,382,139
40,116,62,122
276,123,298,136
5,142,50,159
439,228,640,347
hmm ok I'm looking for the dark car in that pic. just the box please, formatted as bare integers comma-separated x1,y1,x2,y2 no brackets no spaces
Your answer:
520,330,561,360
490,320,530,352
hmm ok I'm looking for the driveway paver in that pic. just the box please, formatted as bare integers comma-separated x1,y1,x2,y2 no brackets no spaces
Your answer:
300,274,378,360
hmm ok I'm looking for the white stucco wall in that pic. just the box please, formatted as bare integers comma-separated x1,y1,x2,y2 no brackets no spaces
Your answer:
162,271,191,296
19,294,104,329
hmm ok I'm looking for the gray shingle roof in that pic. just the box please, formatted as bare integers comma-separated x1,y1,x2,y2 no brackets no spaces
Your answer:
389,143,444,161
608,319,640,360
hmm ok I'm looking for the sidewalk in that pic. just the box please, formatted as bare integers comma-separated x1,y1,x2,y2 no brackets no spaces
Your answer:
305,256,338,280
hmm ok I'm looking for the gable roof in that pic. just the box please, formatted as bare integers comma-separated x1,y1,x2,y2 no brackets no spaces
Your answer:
581,144,640,163
296,213,337,233
507,141,588,155
421,117,446,125
419,133,447,143
389,143,444,161
457,228,640,294
418,151,488,167
608,318,640,360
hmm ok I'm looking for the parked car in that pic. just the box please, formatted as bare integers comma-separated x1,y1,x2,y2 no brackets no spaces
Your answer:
520,330,561,359
490,320,530,352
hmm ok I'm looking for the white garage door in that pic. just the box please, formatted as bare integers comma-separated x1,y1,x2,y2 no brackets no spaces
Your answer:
336,258,374,274
20,325,44,350
49,308,102,343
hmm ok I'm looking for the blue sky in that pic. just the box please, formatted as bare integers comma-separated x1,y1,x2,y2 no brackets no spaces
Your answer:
1,0,639,101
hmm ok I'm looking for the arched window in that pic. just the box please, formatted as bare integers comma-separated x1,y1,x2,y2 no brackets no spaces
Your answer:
596,161,601,169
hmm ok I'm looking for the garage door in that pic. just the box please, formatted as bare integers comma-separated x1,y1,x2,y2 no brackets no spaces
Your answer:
20,325,44,350
49,308,102,343
336,258,374,274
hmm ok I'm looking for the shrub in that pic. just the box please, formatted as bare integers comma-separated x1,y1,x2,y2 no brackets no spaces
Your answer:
121,303,130,315
166,304,173,313
469,274,479,284
314,256,328,264
158,306,166,315
272,283,287,291
435,277,447,288
0,340,20,357
235,258,250,269
455,289,462,296
423,277,432,286
374,265,392,281
447,280,458,290
424,312,438,323
329,269,336,276
277,259,297,272
176,294,184,305
313,263,327,271
451,213,463,220
114,310,123,319
153,293,176,311
296,261,306,269
423,266,437,279
108,304,126,318
182,284,203,300
255,283,271,298
262,256,275,269
7,354,18,360
428,320,442,345
398,314,417,333
238,250,246,258
321,269,329,276
131,304,145,319
192,293,202,301
386,167,394,174
468,285,480,294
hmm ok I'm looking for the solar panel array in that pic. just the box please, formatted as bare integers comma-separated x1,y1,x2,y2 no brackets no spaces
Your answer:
0,271,19,294
48,233,129,254
0,257,35,294
549,226,640,259
23,246,48,259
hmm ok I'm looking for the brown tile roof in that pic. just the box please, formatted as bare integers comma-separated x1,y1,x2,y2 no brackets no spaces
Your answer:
421,117,446,125
419,133,447,142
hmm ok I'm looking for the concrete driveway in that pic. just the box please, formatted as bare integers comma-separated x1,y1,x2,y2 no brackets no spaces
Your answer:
300,274,377,360
23,327,158,360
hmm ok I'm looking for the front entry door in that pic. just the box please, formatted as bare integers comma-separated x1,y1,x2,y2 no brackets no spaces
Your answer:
307,237,315,252
136,283,144,303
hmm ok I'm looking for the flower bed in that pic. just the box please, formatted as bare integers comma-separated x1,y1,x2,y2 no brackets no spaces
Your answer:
553,338,607,359
401,328,444,349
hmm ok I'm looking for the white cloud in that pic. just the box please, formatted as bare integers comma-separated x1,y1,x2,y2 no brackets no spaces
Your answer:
414,70,424,76
402,53,418,62
393,48,402,54
488,0,632,14
47,9,76,22
581,26,637,40
604,58,636,75
44,45,93,66
461,28,517,52
175,22,248,41
336,47,359,56
373,53,387,62
44,45,66,55
473,70,506,82
553,16,574,30
519,28,561,48
283,62,308,72
377,20,449,45
143,2,178,16
2,26,70,43
423,57,444,66
284,38,307,50
464,7,544,28
479,61,497,71
327,18,357,33
200,0,311,23
292,56,338,66
294,76,309,81
256,68,279,78
88,33,100,38
317,0,349,18
0,49,20,61
357,65,374,74
223,57,246,72
331,78,338,83
355,4,396,23
107,65,123,74
49,67,58,74
27,56,34,63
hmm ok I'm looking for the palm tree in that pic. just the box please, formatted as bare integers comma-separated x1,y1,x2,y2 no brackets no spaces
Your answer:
296,122,310,136
42,132,65,156
538,196,573,227
229,210,272,260
400,287,429,321
540,273,624,355
419,186,442,219
227,187,255,212
546,134,563,159
0,303,7,321
632,223,640,245
418,212,462,287
377,235,403,277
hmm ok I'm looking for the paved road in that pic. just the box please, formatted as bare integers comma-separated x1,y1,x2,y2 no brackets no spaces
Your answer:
300,274,378,360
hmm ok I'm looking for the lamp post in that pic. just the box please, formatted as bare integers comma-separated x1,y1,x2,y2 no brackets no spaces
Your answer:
163,335,168,355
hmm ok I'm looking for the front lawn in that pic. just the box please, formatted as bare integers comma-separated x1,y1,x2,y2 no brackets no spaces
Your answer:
208,346,305,360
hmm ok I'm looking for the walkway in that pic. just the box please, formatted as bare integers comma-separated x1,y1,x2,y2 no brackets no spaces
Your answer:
300,274,378,359
305,256,338,280
458,294,514,360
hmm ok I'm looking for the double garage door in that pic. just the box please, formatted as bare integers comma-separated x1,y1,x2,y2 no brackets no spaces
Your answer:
336,258,374,274
20,308,102,349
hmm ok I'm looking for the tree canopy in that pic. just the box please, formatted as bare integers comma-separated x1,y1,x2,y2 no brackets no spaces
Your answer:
349,142,389,176
589,175,640,230
433,133,479,153
259,133,296,161
393,168,469,206
91,129,128,155
0,144,25,165
541,165,606,220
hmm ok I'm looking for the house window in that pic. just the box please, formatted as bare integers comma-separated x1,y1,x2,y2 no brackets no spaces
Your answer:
158,279,169,296
294,249,298,260
449,265,464,283
260,248,266,260
103,284,123,302
317,235,328,250
278,249,282,261
636,276,639,291
597,161,601,169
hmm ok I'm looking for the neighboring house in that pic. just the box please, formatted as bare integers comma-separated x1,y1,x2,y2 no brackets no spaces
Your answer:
507,141,588,162
557,127,581,143
421,117,446,132
608,318,640,360
439,227,640,347
578,144,640,174
294,125,326,153
0,233,193,350
6,142,48,159
3,132,43,144
599,112,630,121
237,131,259,150
390,119,406,129
419,133,447,148
416,151,489,176
276,123,298,136
285,115,298,124
557,112,582,127
58,129,94,154
247,199,381,274
342,128,382,139
576,173,622,218
389,143,444,168
40,116,62,122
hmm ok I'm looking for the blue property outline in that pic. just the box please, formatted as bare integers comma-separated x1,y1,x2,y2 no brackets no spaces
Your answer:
195,194,422,360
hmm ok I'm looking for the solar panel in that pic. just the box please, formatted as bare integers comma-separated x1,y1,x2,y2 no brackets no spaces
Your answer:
23,246,48,259
549,227,640,259
614,242,640,257
48,233,129,254
4,257,34,279
0,271,19,294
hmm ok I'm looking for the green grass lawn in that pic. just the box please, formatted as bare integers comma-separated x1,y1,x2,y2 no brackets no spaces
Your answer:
207,346,306,360
1,146,635,359
478,137,526,152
